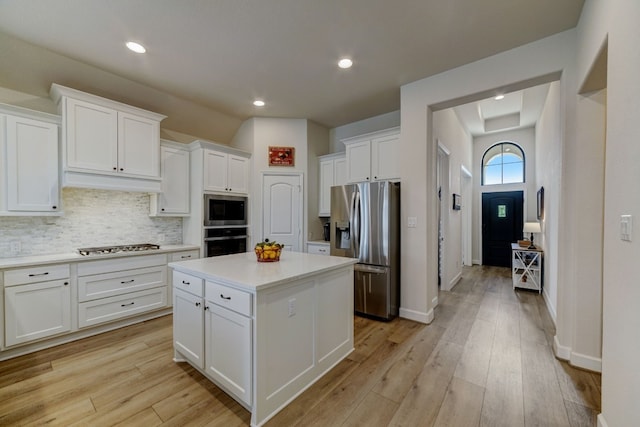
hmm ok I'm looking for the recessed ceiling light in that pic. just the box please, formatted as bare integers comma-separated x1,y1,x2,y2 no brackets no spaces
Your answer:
126,41,146,53
253,100,265,107
494,94,505,100
338,58,353,69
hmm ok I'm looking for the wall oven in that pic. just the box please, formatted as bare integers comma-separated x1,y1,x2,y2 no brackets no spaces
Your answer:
204,194,248,226
203,194,249,257
204,227,248,257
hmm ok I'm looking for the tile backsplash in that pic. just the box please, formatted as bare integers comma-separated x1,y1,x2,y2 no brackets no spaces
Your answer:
0,188,182,258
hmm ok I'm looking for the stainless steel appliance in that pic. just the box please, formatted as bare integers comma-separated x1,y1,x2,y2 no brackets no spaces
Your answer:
203,194,249,257
204,226,248,257
330,181,400,320
204,194,248,226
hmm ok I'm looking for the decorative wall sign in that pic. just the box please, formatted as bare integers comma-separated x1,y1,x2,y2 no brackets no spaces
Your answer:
268,146,295,166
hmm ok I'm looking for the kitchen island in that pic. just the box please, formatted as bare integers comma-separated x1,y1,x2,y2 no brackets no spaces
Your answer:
168,251,357,427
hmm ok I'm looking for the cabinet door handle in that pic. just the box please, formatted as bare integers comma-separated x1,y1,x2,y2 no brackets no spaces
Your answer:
161,208,165,211
52,206,57,210
119,168,124,171
204,306,210,311
195,302,201,307
64,282,69,286
220,294,231,300
120,302,135,307
113,167,117,170
182,280,190,285
28,272,49,277
120,279,135,284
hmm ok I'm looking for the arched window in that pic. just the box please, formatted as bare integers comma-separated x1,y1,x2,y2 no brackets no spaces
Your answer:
482,142,525,185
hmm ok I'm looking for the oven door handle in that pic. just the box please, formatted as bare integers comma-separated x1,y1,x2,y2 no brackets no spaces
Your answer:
204,235,248,241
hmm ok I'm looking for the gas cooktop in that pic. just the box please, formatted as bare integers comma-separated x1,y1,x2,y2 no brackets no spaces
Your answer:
77,243,160,256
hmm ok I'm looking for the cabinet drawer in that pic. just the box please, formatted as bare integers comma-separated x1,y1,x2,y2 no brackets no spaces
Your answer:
307,244,330,256
77,253,166,276
169,250,200,262
173,271,204,297
206,282,252,317
4,264,70,286
78,266,166,302
78,287,167,328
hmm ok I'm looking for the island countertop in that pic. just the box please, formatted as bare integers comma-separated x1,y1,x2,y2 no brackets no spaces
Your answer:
168,251,357,292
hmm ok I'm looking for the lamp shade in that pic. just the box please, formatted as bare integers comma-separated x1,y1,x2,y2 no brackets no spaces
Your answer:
523,222,541,233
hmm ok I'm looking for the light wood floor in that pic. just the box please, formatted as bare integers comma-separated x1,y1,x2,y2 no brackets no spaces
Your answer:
0,266,601,426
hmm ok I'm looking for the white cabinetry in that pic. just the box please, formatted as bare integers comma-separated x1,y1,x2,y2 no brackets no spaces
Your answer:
511,244,543,293
203,149,249,195
205,281,252,405
318,153,346,216
173,271,205,369
342,127,400,183
0,104,61,216
77,254,168,328
50,84,166,193
4,264,71,347
307,242,330,256
150,140,190,216
172,272,252,406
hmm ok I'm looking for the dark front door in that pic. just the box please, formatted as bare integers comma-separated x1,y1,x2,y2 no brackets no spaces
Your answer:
482,191,523,267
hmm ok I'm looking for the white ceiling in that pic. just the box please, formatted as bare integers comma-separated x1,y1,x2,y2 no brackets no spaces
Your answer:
0,0,584,141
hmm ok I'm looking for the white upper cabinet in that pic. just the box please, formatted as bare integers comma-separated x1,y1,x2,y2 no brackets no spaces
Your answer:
203,150,249,195
318,153,346,217
50,84,166,193
342,127,400,183
150,140,190,216
0,104,61,215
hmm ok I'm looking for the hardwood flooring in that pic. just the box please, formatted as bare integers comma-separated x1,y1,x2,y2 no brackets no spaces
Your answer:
0,266,601,426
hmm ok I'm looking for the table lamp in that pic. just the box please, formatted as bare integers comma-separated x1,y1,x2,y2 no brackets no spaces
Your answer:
523,222,541,249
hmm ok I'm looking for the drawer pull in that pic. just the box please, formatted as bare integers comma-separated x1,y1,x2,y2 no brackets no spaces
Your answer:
120,302,135,307
64,282,69,286
204,306,210,311
182,280,190,285
220,294,231,300
28,272,49,277
120,279,135,284
181,255,192,259
195,302,201,307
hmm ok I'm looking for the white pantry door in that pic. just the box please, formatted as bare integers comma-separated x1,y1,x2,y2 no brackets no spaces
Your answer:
262,173,302,252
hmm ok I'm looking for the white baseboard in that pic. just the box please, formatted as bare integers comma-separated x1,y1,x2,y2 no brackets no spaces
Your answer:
597,413,608,427
571,351,602,373
553,335,571,360
553,335,602,372
449,272,462,289
472,259,481,265
400,307,432,324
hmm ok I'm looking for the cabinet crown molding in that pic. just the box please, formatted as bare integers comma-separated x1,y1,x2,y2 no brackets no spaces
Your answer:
189,139,251,158
0,102,61,124
49,84,166,122
340,126,400,145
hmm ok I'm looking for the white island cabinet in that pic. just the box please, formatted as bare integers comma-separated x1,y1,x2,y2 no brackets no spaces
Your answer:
169,251,356,427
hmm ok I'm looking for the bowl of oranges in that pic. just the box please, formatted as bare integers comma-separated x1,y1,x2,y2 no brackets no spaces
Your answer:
254,239,283,262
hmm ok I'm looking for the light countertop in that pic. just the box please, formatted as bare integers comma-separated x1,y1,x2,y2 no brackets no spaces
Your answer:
0,244,200,269
169,251,356,292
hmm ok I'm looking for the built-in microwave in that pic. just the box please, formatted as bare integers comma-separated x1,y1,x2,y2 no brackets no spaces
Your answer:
204,194,248,226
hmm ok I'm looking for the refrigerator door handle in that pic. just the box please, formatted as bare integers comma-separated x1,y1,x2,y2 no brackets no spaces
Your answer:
354,264,388,274
351,190,360,257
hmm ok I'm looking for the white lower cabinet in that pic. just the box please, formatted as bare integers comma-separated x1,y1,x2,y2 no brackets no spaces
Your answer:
307,242,330,256
78,287,167,328
205,303,252,405
5,276,71,347
173,271,252,406
173,287,205,369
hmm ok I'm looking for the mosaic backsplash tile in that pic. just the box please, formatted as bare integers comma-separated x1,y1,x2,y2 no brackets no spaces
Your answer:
0,188,182,258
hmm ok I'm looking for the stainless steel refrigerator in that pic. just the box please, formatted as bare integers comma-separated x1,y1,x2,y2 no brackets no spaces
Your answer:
330,181,400,320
